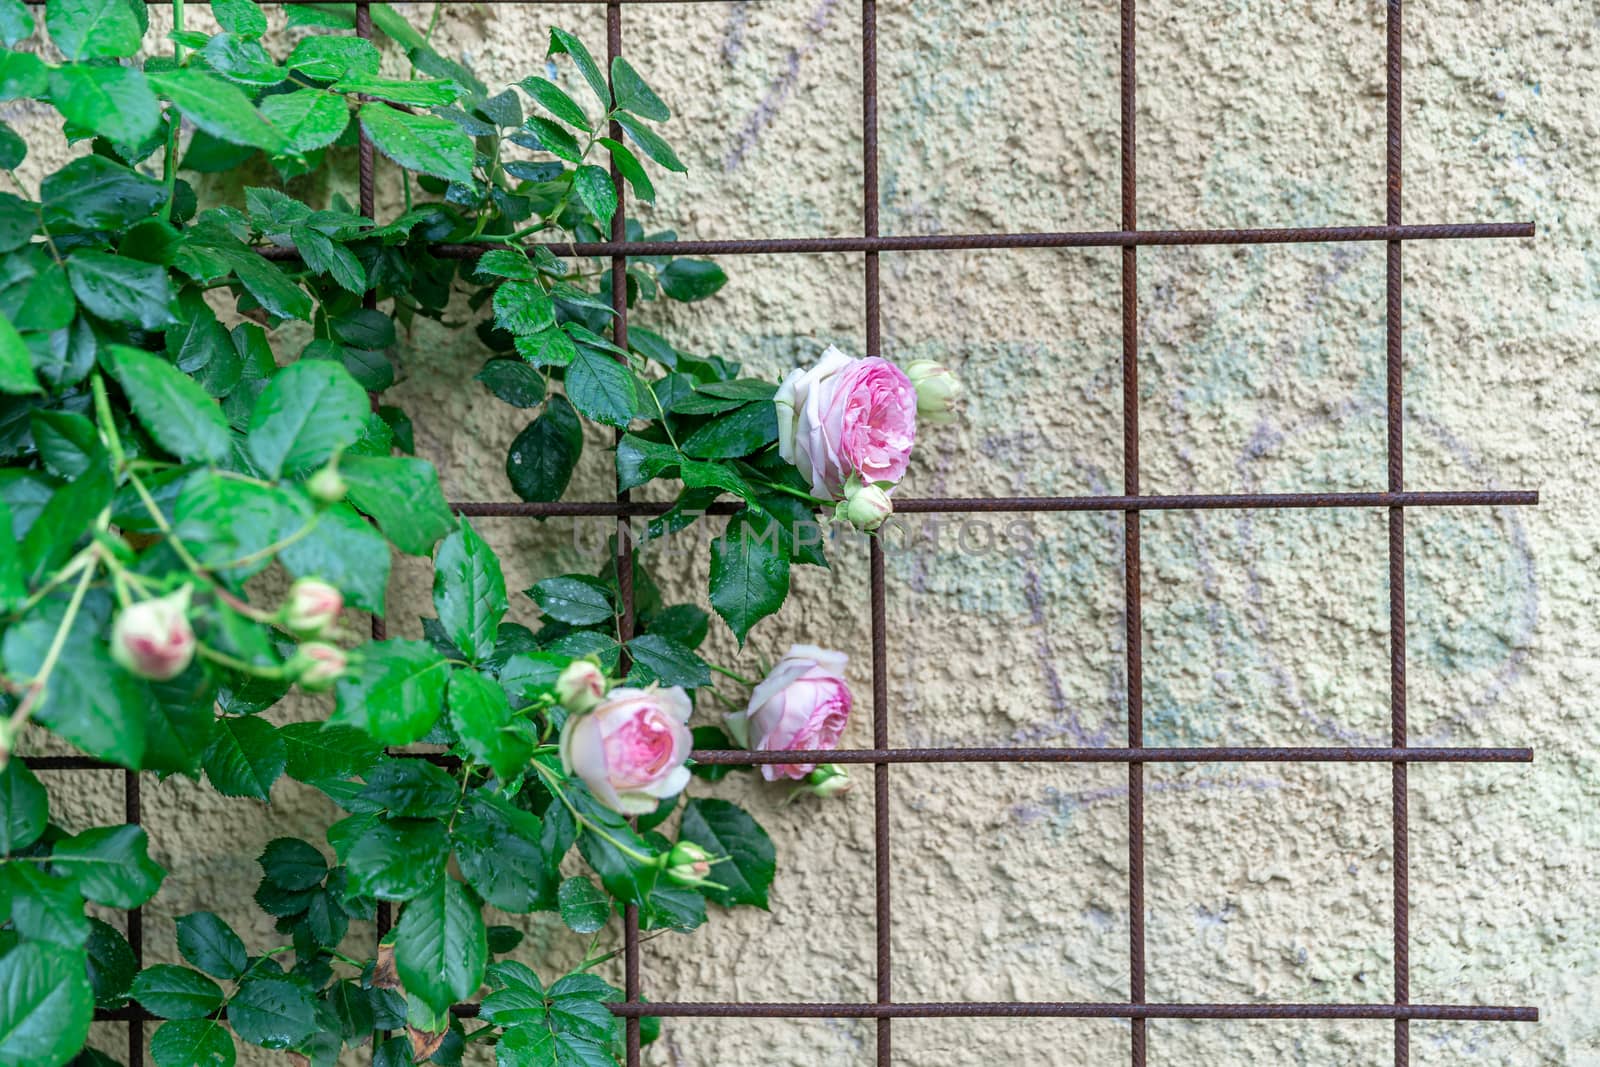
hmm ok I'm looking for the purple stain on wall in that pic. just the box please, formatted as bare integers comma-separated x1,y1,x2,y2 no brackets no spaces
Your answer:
723,0,840,173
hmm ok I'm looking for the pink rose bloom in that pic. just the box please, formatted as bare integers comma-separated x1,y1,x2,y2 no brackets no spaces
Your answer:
725,645,852,782
560,685,693,815
774,346,916,500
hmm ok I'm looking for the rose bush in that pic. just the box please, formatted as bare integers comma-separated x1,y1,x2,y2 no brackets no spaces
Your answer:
0,3,962,1064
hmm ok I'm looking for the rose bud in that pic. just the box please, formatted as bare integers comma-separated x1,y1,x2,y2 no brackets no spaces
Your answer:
839,480,893,532
111,586,197,681
555,660,607,714
292,642,347,691
774,345,916,501
560,685,693,815
803,763,852,798
904,359,963,425
661,841,716,888
284,578,343,637
306,465,348,505
724,645,851,782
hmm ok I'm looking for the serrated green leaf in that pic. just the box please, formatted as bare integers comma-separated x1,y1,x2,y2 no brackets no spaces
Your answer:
447,670,531,787
476,358,545,408
0,760,46,853
394,878,486,1014
343,816,447,900
342,454,455,556
202,715,285,801
610,57,668,122
451,789,552,913
130,965,223,1020
546,27,608,108
520,115,581,164
677,798,775,908
527,575,612,626
279,501,390,613
625,633,710,689
659,258,727,302
506,395,581,503
517,75,590,131
279,720,383,782
247,358,369,477
151,1018,234,1067
0,311,38,397
46,0,145,60
334,73,461,108
615,113,685,173
148,69,284,152
565,345,639,428
259,89,349,154
332,639,449,745
557,876,609,934
360,102,473,183
0,941,92,1067
493,280,555,336
226,976,317,1050
285,34,379,80
597,137,654,205
513,326,577,369
48,64,159,144
572,165,616,230
175,912,247,980
66,250,173,329
709,509,790,644
108,345,231,462
679,401,776,459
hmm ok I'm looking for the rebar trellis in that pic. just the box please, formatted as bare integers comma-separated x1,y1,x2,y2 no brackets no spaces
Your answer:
36,0,1540,1063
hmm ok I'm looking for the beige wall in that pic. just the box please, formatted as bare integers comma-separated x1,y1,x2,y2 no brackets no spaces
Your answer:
9,1,1597,1063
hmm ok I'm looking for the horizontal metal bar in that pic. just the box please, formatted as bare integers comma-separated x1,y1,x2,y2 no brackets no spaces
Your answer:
422,222,1533,260
453,490,1537,519
600,1001,1538,1022
692,746,1533,765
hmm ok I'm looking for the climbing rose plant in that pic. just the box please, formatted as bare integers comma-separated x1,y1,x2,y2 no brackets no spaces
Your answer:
0,2,962,1065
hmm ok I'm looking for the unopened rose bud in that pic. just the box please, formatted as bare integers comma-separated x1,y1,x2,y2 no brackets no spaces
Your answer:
284,579,343,637
292,642,347,691
806,764,852,797
555,660,606,713
661,841,716,888
111,586,196,681
904,359,963,425
307,465,347,505
839,481,893,532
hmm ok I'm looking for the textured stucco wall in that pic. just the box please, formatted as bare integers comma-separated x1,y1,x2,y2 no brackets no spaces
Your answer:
8,1,1598,1064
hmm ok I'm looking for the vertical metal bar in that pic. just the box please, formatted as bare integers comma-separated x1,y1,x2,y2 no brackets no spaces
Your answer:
862,2,890,1063
605,7,640,1066
1386,2,1409,1065
1120,2,1146,1064
125,770,142,1067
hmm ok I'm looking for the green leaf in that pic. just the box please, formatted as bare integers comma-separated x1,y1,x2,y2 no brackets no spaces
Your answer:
569,787,656,906
680,401,777,459
84,917,135,1009
695,378,778,401
279,502,390,613
360,102,474,183
258,837,327,891
108,345,231,463
201,33,284,87
506,395,582,504
0,50,46,100
433,520,508,662
451,789,552,913
520,115,581,163
557,876,609,934
610,57,668,122
616,113,685,173
293,231,365,293
492,280,555,336
334,74,461,108
202,715,285,801
151,1019,235,1067
280,721,382,782
247,358,369,478
625,634,709,689
173,473,306,584
645,604,710,651
677,798,775,908
285,34,379,80
29,410,98,480
0,123,20,170
66,250,172,329
709,509,790,644
0,760,46,853
47,64,160,144
0,941,92,1067
476,359,545,408
0,864,88,947
472,249,541,282
513,326,577,369
226,976,317,1050
130,965,223,1019
615,434,680,493
0,307,37,397
659,259,727,302
597,137,654,205
211,0,264,37
46,0,146,59
394,878,487,1013
342,454,456,556
40,155,162,233
517,76,589,131
546,27,608,108
148,69,285,152
258,88,350,154
528,575,612,626
174,912,247,980
572,165,616,230
565,346,639,428
447,670,531,788
343,816,447,900
0,0,33,47
332,639,449,745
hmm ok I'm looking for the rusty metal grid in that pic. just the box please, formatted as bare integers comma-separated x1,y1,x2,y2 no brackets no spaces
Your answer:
34,0,1541,1064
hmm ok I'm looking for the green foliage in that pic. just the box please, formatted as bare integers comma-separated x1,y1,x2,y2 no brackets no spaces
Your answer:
0,11,818,1067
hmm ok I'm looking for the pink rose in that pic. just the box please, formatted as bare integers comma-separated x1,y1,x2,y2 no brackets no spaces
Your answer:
560,685,693,815
774,346,916,499
724,645,852,782
111,586,196,681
